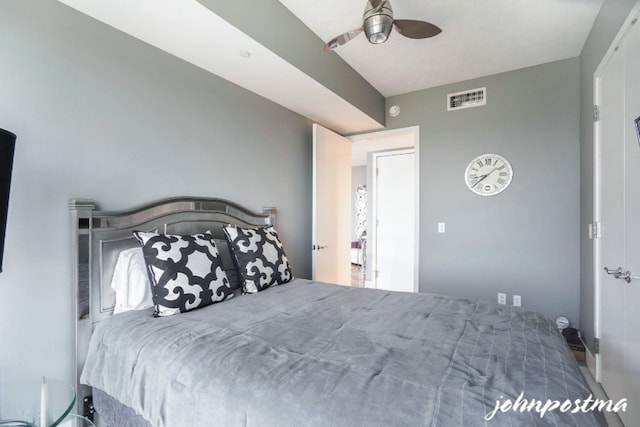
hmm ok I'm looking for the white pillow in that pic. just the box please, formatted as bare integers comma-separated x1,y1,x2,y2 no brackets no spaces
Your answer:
111,247,154,314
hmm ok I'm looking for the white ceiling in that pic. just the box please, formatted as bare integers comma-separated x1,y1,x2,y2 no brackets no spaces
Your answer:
279,0,604,96
57,0,603,134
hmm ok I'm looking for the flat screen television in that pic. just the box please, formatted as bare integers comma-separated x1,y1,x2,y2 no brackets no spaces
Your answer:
0,129,16,273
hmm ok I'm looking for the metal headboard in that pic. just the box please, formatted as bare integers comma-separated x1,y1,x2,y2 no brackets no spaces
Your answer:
69,196,275,422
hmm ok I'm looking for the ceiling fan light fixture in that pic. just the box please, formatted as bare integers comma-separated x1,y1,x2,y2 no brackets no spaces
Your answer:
323,0,441,51
364,14,393,44
363,1,393,44
369,33,388,44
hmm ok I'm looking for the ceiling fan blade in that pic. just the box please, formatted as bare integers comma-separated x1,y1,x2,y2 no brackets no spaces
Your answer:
393,19,442,39
323,28,364,52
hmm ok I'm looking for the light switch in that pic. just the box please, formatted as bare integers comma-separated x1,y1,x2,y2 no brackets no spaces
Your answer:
513,295,521,307
438,222,446,233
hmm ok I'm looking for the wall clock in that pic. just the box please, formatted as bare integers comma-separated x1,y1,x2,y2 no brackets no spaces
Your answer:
464,153,513,196
388,105,400,117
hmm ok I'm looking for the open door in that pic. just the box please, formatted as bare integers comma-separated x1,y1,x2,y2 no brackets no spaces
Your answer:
312,124,351,285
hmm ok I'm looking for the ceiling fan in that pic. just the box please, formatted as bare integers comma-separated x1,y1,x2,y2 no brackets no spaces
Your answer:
323,0,442,52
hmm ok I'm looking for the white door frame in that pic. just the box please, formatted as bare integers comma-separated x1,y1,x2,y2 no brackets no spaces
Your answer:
592,0,640,382
349,126,420,292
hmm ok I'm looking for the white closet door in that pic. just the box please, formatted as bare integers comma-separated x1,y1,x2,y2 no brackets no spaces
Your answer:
623,17,640,424
596,8,640,425
597,34,627,407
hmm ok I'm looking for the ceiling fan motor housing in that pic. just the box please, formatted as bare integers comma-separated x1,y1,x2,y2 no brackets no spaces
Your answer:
363,1,393,44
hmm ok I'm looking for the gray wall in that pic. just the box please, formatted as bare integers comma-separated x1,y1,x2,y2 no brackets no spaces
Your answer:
385,58,581,323
579,0,637,353
0,0,311,414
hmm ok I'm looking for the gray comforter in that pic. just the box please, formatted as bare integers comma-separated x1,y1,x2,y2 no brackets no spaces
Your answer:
81,279,604,426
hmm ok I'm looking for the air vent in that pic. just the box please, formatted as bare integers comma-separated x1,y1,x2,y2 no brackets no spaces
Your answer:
447,87,486,111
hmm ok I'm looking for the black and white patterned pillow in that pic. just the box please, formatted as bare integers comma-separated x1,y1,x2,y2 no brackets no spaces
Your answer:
133,231,233,316
223,225,293,294
214,238,242,291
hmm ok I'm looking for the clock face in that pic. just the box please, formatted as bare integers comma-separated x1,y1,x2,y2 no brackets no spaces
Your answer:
464,154,513,196
388,105,400,117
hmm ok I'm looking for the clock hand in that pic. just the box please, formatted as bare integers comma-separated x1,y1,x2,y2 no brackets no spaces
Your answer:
471,167,499,188
471,174,488,187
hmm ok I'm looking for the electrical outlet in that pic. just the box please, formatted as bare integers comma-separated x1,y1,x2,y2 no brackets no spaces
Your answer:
513,295,521,307
497,293,507,305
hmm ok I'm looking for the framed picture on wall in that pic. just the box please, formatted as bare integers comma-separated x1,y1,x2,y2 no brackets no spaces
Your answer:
635,116,640,147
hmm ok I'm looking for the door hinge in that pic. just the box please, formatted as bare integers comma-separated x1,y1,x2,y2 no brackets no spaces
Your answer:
593,105,600,122
592,221,602,239
594,337,600,354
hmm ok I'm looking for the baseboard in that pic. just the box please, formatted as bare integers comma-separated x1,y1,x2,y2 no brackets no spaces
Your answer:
584,338,597,381
364,280,373,289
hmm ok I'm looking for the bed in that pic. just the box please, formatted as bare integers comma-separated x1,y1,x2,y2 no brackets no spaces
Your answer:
71,197,605,427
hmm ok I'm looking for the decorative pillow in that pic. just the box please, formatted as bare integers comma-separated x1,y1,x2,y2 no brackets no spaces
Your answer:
223,225,293,294
214,238,242,291
133,231,233,316
111,247,154,314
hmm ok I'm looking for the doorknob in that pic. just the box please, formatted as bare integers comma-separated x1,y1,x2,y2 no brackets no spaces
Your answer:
619,271,632,283
604,266,623,276
604,266,633,283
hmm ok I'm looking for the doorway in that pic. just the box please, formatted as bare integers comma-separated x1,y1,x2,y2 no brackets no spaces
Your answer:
349,126,419,291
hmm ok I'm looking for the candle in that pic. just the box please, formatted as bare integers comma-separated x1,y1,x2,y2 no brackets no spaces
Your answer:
40,376,47,427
